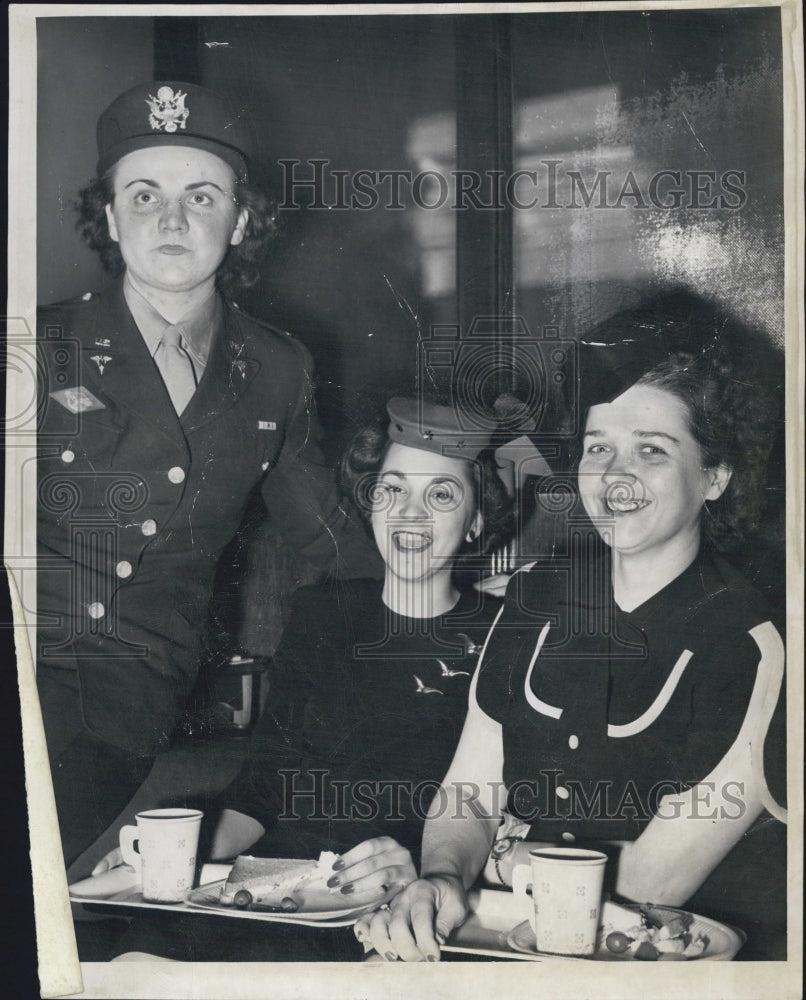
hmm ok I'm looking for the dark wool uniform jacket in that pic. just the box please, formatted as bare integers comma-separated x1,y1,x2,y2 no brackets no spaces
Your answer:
37,281,379,755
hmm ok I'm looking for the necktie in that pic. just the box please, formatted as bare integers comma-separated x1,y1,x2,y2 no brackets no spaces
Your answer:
154,326,197,415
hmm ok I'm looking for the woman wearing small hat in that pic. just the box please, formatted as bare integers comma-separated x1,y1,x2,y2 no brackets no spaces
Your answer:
357,295,787,961
94,396,515,959
36,82,379,867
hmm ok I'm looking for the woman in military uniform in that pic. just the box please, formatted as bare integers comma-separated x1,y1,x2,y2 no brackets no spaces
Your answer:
37,81,378,867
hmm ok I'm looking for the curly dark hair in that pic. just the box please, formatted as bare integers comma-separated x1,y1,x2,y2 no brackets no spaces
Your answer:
75,173,277,297
634,352,777,551
577,290,782,552
340,423,516,569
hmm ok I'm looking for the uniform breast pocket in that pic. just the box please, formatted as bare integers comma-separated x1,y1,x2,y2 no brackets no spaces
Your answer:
189,412,272,505
39,416,129,514
44,410,122,469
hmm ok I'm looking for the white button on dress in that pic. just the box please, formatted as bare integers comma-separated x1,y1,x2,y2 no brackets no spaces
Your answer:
168,466,186,484
561,831,576,843
568,734,579,749
88,602,105,619
61,450,75,463
116,561,133,579
556,786,570,800
141,519,157,536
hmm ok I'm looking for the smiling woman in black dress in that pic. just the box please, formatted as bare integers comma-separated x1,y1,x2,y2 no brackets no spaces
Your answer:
99,395,515,960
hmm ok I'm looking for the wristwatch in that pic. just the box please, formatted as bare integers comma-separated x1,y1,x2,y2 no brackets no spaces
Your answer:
490,836,523,887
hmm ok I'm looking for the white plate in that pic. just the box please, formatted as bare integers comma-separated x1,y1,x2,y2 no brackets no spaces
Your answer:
506,903,745,962
185,880,375,926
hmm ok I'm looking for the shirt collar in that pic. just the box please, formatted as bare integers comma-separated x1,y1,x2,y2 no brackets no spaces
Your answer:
558,548,723,625
619,549,725,627
123,274,221,368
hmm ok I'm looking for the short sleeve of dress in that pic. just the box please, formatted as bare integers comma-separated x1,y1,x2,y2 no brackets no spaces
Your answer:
677,606,786,820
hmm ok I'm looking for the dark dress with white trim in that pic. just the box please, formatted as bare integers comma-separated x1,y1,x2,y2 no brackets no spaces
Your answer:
475,548,786,957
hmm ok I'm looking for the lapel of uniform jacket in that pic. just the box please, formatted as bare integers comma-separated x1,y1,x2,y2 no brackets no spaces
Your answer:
84,282,188,448
180,301,261,433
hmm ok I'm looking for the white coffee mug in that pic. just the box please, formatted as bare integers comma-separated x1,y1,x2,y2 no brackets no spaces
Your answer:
119,808,203,903
512,847,607,956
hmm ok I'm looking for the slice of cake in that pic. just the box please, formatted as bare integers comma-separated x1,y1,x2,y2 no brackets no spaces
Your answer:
220,852,338,910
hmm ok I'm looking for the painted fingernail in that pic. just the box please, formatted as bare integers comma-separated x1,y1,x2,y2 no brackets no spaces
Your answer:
427,954,438,962
327,875,340,888
340,883,355,895
353,926,365,942
280,897,299,912
385,951,397,962
435,932,446,946
332,858,345,871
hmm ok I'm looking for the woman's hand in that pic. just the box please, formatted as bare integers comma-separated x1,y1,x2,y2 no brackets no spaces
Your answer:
327,836,416,903
354,874,468,962
91,847,125,876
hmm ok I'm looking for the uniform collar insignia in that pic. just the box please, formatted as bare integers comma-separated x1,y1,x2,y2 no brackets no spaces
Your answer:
94,337,111,348
146,87,189,133
91,354,113,375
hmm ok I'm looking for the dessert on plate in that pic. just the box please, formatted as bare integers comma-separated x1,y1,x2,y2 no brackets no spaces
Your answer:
220,852,338,911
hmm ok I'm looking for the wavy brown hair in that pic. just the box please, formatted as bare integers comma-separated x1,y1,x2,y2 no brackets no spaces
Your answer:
577,290,782,552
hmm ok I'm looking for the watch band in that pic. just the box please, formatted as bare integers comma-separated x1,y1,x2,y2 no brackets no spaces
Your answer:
493,852,508,886
491,836,522,887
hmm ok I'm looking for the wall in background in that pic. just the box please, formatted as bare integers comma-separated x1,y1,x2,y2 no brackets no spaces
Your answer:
37,17,154,303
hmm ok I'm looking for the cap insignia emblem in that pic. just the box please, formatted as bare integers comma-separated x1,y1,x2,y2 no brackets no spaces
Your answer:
146,87,189,133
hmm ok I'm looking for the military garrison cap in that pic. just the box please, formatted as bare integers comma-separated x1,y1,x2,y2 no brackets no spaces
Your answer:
386,398,492,458
96,81,252,180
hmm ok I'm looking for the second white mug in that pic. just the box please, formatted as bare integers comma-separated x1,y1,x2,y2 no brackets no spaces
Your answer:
512,847,608,956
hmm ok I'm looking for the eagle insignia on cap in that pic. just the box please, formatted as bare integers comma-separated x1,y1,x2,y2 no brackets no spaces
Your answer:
146,87,189,133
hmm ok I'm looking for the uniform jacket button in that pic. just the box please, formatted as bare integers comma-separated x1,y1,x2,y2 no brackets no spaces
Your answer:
61,450,75,463
556,785,570,800
561,831,576,843
568,734,579,749
87,602,105,619
141,519,157,536
168,466,186,484
116,561,133,579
